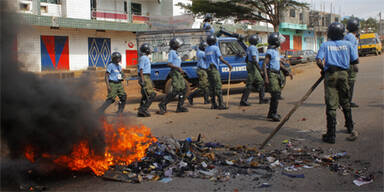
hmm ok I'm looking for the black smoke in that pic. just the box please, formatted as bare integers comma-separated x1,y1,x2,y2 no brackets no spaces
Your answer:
1,0,105,176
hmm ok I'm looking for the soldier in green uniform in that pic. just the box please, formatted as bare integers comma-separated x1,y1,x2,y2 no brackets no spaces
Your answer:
205,35,232,109
137,43,156,117
316,22,359,144
240,34,268,106
98,52,127,114
344,18,360,108
188,41,210,105
158,38,188,114
263,33,293,122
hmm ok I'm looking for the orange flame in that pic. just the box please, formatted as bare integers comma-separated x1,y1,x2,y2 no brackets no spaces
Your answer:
24,121,157,176
24,145,35,163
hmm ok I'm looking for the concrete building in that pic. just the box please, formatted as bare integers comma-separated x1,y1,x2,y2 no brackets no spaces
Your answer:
308,10,341,51
16,0,173,72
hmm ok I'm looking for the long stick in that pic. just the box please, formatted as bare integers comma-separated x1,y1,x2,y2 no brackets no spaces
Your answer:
259,76,324,150
226,71,231,107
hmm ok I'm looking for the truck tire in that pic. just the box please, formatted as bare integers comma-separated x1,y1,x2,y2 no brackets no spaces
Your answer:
164,78,191,96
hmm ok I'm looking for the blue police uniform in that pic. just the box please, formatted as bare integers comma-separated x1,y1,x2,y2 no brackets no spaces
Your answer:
138,55,151,74
197,49,208,69
168,49,181,68
205,45,221,69
344,33,358,50
247,45,259,62
316,40,358,71
107,62,123,82
266,48,280,71
203,22,215,35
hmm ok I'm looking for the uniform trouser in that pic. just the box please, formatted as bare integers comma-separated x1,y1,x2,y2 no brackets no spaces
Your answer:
99,81,127,113
324,70,353,135
267,72,281,115
347,67,358,103
207,65,223,101
139,75,156,111
160,70,187,107
242,62,264,101
189,68,209,98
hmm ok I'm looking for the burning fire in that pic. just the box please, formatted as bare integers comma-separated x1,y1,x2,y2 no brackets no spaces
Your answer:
24,121,157,176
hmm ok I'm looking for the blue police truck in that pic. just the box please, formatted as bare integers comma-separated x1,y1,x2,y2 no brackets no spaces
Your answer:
135,28,287,94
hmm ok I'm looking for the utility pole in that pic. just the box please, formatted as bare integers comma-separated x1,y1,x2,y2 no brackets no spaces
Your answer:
379,12,382,37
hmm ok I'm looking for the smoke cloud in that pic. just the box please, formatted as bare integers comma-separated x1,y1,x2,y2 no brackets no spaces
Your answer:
1,0,105,166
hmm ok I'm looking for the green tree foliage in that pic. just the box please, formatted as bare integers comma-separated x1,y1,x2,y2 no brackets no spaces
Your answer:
177,0,308,32
342,17,378,33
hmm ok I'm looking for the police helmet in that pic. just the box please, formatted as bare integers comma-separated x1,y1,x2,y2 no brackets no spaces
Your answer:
248,34,260,45
268,32,281,48
140,43,151,55
206,35,217,46
111,52,121,63
347,18,359,32
327,22,345,41
198,41,208,51
204,13,212,22
169,37,183,50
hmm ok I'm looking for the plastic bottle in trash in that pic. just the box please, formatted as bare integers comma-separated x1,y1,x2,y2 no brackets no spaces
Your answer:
183,137,192,157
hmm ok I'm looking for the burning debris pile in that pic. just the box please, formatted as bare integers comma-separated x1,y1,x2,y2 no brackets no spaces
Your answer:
101,136,375,186
23,121,157,176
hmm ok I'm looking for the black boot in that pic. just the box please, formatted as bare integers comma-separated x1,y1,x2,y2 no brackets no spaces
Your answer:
210,94,217,109
187,90,198,105
322,116,336,144
176,93,189,112
259,86,269,104
267,92,280,121
98,98,114,114
117,95,126,114
240,88,251,106
349,81,359,108
138,93,156,117
343,109,354,133
203,89,210,104
157,92,175,115
217,92,228,110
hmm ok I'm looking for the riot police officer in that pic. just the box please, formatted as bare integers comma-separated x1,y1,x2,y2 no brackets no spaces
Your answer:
240,34,268,106
137,43,156,117
98,52,127,114
205,35,232,109
344,18,360,108
263,33,292,121
158,38,188,114
316,22,359,144
203,13,215,36
188,41,210,105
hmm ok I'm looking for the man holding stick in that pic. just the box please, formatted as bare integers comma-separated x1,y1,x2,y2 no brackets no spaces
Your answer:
316,22,359,144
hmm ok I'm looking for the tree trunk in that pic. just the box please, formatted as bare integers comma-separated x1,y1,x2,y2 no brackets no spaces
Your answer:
274,25,279,32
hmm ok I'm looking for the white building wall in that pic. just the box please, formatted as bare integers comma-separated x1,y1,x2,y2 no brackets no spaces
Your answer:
18,27,136,72
40,2,62,17
65,0,91,19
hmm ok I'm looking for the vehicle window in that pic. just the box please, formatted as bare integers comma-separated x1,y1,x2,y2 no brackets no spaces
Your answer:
360,38,376,45
219,41,245,57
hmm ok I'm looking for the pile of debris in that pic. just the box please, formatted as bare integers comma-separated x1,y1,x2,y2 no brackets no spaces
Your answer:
102,136,374,185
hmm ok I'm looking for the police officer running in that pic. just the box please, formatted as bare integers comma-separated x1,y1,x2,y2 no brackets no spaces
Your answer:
137,43,156,117
98,52,127,114
203,13,215,36
344,18,360,108
188,41,210,105
263,32,293,122
205,35,232,110
158,38,188,114
316,22,359,144
240,34,269,106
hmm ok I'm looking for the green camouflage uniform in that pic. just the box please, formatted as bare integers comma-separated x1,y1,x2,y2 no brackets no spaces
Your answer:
207,64,222,96
324,70,351,119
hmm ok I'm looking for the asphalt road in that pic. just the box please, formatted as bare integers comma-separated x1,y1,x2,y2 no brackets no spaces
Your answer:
48,55,383,191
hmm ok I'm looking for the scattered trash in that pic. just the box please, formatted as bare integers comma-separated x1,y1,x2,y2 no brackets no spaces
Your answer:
159,177,173,183
282,171,305,178
353,175,374,186
258,183,272,188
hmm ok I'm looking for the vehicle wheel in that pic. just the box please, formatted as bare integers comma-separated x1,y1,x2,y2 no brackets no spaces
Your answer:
164,78,191,96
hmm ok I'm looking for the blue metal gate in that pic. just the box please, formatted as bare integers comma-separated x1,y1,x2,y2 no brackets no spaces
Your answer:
88,37,111,68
